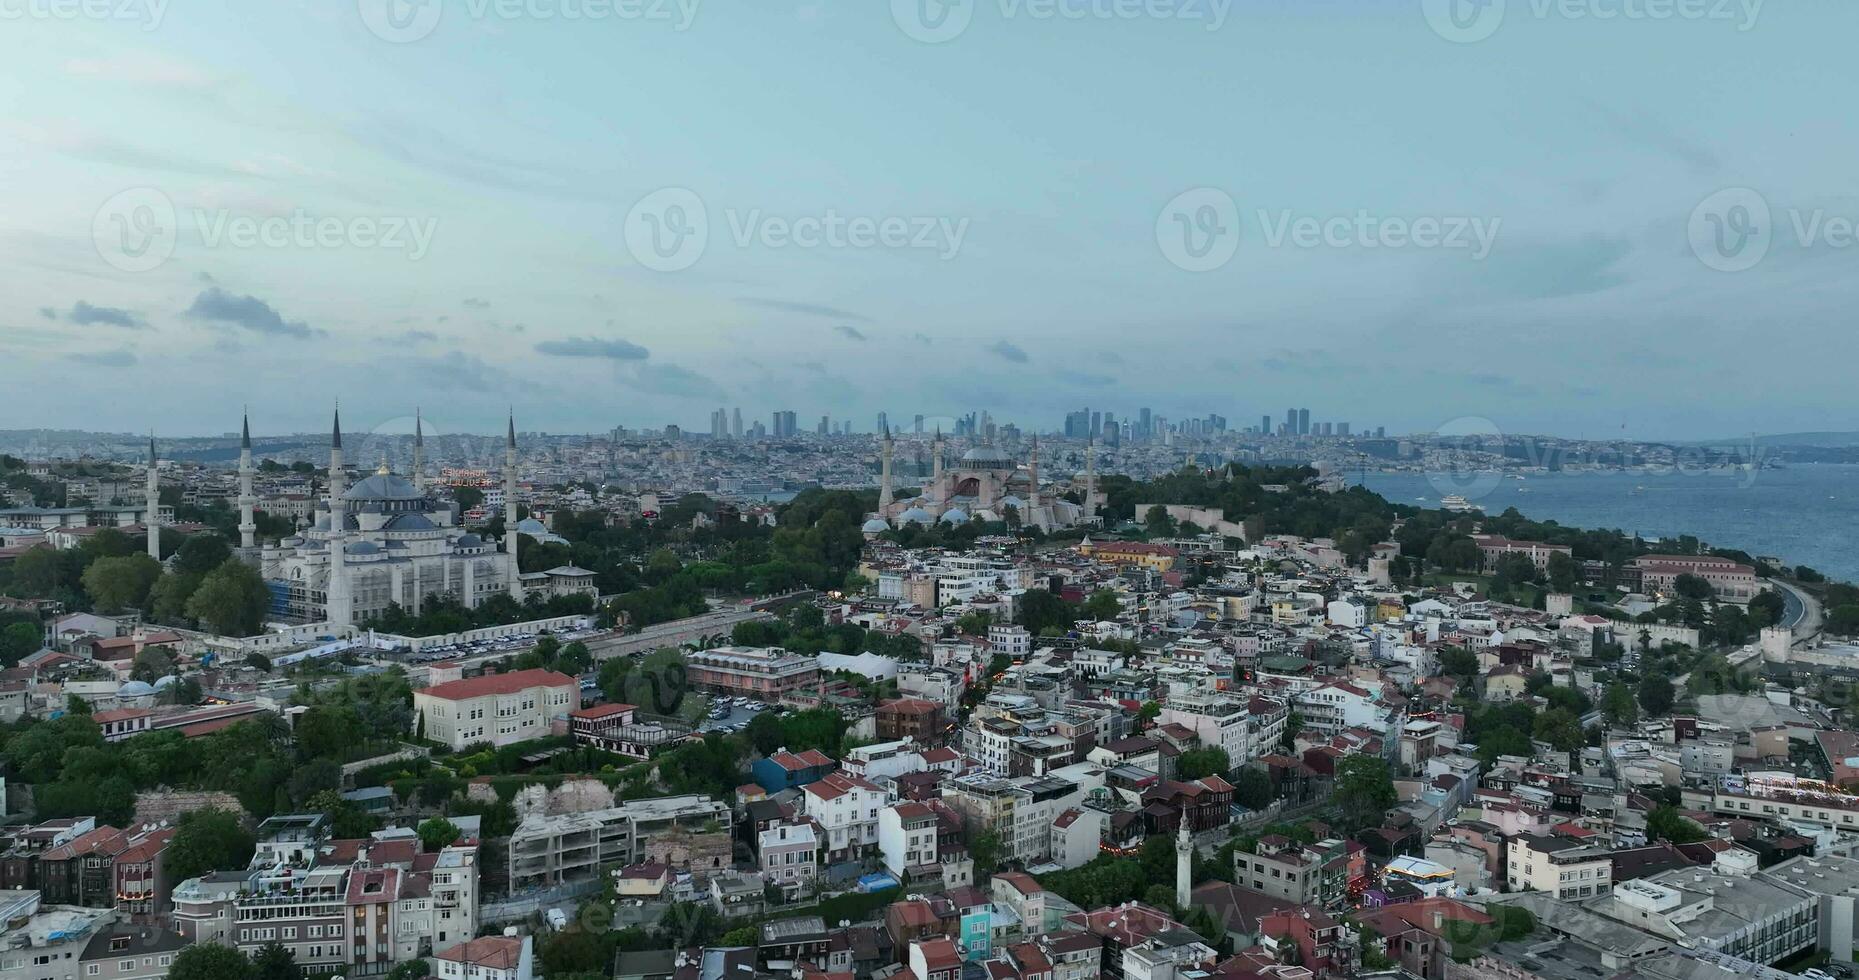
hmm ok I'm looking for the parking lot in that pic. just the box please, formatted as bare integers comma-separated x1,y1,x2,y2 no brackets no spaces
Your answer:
698,698,773,734
387,626,610,665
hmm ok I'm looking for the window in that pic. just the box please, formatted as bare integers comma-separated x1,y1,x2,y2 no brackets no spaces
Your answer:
84,968,98,977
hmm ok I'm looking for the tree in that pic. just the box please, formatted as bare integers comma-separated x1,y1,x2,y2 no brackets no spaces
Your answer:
130,646,176,683
1531,708,1585,752
417,817,462,852
1144,505,1177,537
1233,766,1274,810
165,809,257,883
0,621,43,667
81,554,162,612
185,558,271,637
1083,589,1122,621
1601,681,1638,727
1672,573,1714,600
1016,588,1076,636
1138,701,1162,725
168,939,254,980
1546,551,1579,593
1332,755,1397,833
1647,804,1707,844
1749,589,1786,628
1176,747,1231,781
1638,672,1676,716
250,943,301,980
173,534,234,577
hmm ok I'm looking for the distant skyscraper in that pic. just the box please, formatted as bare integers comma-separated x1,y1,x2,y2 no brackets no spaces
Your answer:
913,414,924,434
773,411,797,438
1262,415,1273,436
1338,422,1350,437
1297,408,1310,436
817,415,829,435
731,407,743,439
1139,407,1153,441
876,412,888,434
1090,411,1101,437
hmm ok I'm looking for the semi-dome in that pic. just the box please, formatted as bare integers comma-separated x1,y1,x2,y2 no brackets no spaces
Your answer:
861,518,890,533
940,508,969,524
345,540,382,556
454,533,485,548
897,507,933,525
384,513,437,531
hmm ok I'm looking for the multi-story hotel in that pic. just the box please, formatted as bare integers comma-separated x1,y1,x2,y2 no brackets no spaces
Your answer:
506,796,731,891
684,646,821,701
1633,554,1760,602
413,668,579,750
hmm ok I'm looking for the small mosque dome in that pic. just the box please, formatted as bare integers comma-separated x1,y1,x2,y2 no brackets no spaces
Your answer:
898,507,933,525
940,508,970,524
117,681,156,698
862,518,891,534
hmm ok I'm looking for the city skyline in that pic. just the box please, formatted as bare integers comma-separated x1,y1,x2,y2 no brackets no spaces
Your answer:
4,3,1857,439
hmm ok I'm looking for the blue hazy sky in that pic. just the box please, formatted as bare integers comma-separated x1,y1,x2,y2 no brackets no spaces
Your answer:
4,0,1857,441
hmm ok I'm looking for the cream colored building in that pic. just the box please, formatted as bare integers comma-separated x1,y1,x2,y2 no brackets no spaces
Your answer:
413,669,578,749
1505,834,1613,899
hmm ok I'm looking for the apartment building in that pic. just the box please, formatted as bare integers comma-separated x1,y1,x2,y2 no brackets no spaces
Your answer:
435,936,533,980
413,669,579,750
0,892,114,980
1231,835,1347,908
757,822,820,901
798,772,887,864
684,646,821,701
1293,681,1395,736
77,923,188,980
1505,834,1613,899
506,796,731,891
877,802,940,880
1156,692,1257,764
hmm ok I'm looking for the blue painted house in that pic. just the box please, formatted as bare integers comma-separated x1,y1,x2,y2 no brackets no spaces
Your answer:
751,748,838,794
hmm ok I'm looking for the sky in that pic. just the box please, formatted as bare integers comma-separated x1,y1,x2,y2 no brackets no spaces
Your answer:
3,0,1857,442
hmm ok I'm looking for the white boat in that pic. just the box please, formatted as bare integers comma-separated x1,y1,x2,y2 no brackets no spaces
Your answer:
1440,495,1483,513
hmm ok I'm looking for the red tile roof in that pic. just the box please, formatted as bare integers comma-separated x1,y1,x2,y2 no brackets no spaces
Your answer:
437,936,525,969
420,668,576,701
570,703,634,720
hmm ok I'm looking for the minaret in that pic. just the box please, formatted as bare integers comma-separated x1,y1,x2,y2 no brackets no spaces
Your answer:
325,407,352,628
1176,817,1193,910
504,412,523,600
1025,434,1042,531
930,427,945,516
1083,436,1098,520
237,411,257,551
144,436,160,560
878,424,894,515
411,409,425,494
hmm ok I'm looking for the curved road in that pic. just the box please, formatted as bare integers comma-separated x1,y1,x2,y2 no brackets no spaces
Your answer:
1773,579,1823,639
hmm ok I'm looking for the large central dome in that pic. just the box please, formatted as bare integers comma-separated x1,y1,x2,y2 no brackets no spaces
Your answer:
343,473,424,502
959,446,1015,469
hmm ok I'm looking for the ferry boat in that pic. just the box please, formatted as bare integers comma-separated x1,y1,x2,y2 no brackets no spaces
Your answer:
1440,495,1483,513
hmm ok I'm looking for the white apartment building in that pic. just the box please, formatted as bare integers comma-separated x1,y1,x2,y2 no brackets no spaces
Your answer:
1293,681,1392,735
1505,834,1613,899
798,772,887,864
990,625,1032,658
877,802,941,879
414,669,578,750
1157,692,1254,763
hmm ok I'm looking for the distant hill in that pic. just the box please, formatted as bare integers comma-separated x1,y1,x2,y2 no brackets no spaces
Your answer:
1690,432,1859,449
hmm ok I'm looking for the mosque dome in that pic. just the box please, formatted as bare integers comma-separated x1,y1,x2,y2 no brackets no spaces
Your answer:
454,534,485,548
940,508,970,524
152,674,180,689
344,472,424,502
117,681,156,698
384,513,437,531
861,518,891,534
345,541,382,556
897,507,934,525
959,446,1015,470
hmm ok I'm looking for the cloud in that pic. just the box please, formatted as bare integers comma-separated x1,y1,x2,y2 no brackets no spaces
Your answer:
184,288,317,338
1588,103,1720,175
66,301,147,329
988,341,1029,363
1056,369,1114,386
911,333,931,345
392,329,439,344
834,325,868,341
534,337,649,361
76,349,138,367
38,307,56,320
735,297,870,321
630,362,724,400
397,351,511,389
463,298,491,309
